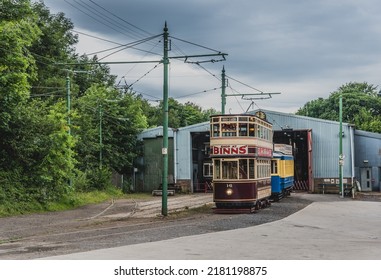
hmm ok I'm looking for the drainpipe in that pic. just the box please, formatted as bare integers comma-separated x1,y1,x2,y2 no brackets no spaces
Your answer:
349,125,355,186
173,128,178,184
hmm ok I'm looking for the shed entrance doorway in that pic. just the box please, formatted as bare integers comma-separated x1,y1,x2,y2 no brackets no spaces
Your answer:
273,129,313,192
360,167,372,191
191,132,213,193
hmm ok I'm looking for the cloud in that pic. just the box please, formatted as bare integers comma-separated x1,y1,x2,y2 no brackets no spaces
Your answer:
39,0,381,113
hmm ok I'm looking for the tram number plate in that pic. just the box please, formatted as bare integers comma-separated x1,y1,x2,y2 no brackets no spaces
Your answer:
258,188,271,199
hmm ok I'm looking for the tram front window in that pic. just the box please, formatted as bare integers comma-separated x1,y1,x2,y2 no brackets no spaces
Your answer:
213,159,221,179
239,159,248,179
222,161,238,179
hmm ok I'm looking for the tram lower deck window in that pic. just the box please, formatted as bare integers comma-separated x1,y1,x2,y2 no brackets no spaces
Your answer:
222,161,238,179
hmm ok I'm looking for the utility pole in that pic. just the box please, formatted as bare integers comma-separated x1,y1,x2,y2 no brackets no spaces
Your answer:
58,23,227,217
162,22,169,216
66,71,71,136
220,68,281,114
66,71,73,188
221,66,226,114
99,103,103,169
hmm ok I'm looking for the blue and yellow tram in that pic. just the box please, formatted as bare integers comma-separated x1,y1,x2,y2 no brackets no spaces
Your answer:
270,145,294,201
210,112,273,212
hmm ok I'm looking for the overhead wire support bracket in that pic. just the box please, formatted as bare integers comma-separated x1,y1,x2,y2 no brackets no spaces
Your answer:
225,92,281,100
235,92,281,98
55,60,162,66
169,53,228,64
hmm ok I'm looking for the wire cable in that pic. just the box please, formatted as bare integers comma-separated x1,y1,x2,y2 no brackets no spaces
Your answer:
226,74,263,93
176,87,221,99
73,29,161,57
89,0,152,37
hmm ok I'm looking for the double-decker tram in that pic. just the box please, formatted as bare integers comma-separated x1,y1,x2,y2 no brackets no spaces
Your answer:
210,112,273,213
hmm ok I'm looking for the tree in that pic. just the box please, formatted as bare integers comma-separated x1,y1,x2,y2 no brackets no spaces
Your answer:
0,0,40,131
145,98,217,128
297,82,381,133
29,0,78,98
0,0,76,205
74,85,147,177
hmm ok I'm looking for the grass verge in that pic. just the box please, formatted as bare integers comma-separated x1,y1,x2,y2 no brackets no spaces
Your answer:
0,188,152,218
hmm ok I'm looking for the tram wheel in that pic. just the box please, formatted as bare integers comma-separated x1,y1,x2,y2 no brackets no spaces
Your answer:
255,201,261,210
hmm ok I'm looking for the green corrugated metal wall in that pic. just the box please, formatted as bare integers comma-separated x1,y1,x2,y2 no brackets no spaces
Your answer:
142,137,174,192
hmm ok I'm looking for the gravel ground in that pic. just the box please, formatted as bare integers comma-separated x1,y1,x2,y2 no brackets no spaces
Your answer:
0,192,377,260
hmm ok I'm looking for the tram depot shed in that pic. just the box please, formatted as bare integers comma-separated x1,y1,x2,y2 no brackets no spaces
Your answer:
136,110,381,194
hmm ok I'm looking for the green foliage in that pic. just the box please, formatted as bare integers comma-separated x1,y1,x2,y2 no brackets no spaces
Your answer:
0,185,126,217
29,0,78,98
0,0,220,217
73,85,148,174
297,82,381,133
145,97,217,128
0,1,41,129
0,100,76,204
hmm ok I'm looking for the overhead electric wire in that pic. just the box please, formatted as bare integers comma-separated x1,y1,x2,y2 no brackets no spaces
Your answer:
65,0,159,50
176,87,221,99
194,63,221,82
169,35,224,54
73,29,162,57
225,74,264,93
64,0,131,39
120,62,161,90
117,38,162,86
73,0,144,41
61,0,230,109
227,85,246,112
85,33,162,60
89,0,152,37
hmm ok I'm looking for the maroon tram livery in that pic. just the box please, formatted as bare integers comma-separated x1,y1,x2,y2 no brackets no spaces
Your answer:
210,113,273,213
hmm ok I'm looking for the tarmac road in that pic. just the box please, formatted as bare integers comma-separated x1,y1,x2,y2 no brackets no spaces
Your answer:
44,193,381,260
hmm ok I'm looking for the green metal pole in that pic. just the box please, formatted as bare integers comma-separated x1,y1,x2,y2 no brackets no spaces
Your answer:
66,72,71,136
99,103,103,169
221,66,226,114
162,22,169,216
66,72,72,188
339,94,343,197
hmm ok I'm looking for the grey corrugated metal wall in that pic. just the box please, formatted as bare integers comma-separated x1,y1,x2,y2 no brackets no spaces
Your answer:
354,130,381,191
259,110,354,179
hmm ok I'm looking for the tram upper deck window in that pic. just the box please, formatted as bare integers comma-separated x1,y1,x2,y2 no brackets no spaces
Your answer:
222,123,237,137
221,117,237,122
212,123,220,137
239,122,248,136
249,123,255,137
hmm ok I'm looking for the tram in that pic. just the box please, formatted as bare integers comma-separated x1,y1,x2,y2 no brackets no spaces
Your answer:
210,112,273,213
270,144,294,201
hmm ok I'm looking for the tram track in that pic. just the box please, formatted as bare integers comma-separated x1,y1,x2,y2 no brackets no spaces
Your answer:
0,194,215,259
0,193,329,260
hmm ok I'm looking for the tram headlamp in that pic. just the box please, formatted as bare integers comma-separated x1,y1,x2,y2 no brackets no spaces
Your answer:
226,188,233,196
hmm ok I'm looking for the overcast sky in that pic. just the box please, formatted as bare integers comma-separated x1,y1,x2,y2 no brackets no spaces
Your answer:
38,0,381,113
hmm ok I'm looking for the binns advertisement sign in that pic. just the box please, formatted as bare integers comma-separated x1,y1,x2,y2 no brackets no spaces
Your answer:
212,145,248,155
211,145,272,158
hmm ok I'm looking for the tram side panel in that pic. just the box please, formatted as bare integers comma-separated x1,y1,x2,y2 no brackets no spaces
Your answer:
213,178,272,208
271,155,294,201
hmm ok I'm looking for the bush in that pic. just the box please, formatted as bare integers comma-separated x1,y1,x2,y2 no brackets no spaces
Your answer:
85,167,113,191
